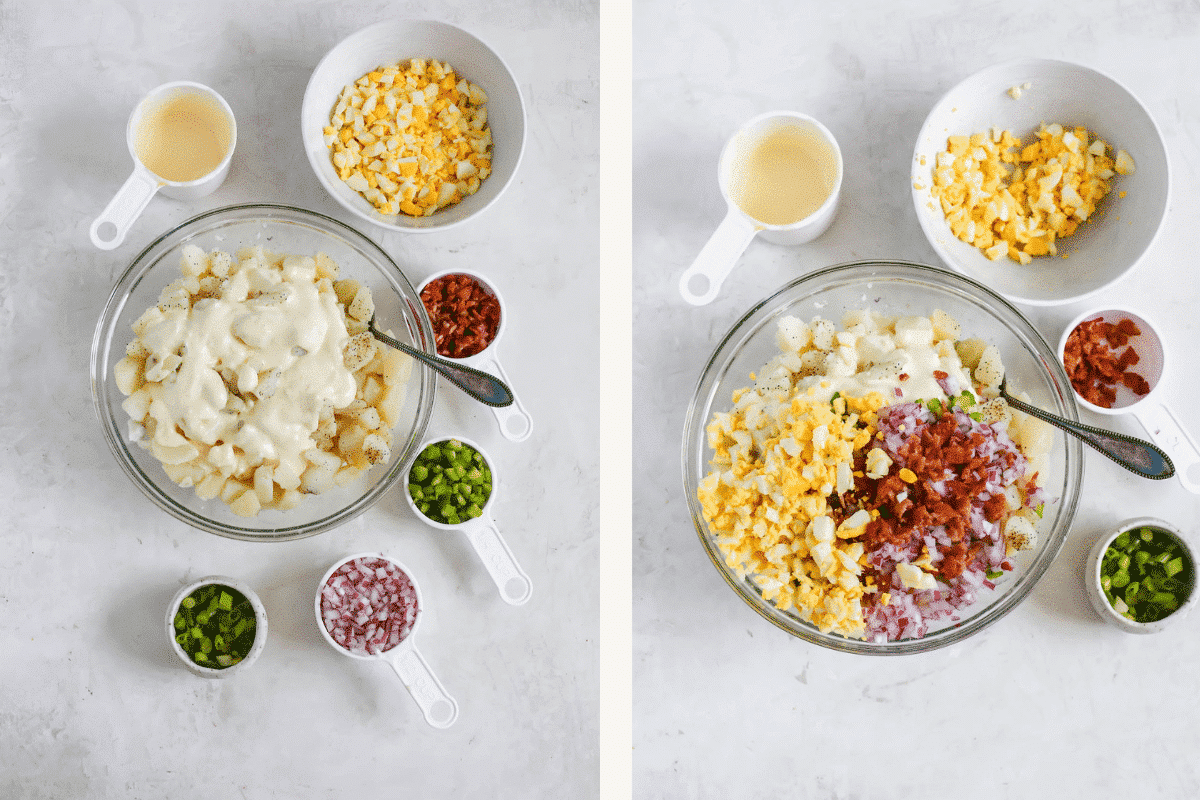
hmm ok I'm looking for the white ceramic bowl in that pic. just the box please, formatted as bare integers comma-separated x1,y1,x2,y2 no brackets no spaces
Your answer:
1085,517,1198,634
301,19,526,233
911,59,1169,306
167,576,267,678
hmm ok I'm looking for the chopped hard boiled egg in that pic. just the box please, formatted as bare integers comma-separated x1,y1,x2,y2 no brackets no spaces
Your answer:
697,389,887,638
323,58,493,217
929,123,1133,264
1006,82,1032,100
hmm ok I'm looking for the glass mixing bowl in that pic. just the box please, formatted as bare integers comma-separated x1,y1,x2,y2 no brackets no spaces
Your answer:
682,260,1084,654
91,203,435,541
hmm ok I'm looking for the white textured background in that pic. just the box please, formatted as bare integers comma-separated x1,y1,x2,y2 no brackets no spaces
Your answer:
634,1,1200,798
0,0,598,797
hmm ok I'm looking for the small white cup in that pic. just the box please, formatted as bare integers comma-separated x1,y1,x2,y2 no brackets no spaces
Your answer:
166,575,267,678
90,81,237,250
1059,307,1200,493
679,110,843,305
406,435,532,605
1085,517,1198,634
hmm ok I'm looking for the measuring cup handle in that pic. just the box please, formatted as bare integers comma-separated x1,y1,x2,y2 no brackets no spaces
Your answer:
90,168,161,250
477,354,532,442
385,642,459,729
678,208,758,306
1136,402,1200,493
463,518,532,605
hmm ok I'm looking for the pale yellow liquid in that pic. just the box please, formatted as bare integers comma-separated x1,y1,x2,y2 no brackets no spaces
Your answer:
135,90,232,182
728,123,838,226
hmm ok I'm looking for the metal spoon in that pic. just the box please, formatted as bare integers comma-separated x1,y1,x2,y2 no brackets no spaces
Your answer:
998,377,1173,480
368,316,514,408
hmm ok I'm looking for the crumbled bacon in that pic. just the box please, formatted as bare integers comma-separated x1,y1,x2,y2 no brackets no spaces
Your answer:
856,403,1028,607
1062,316,1150,408
420,273,502,358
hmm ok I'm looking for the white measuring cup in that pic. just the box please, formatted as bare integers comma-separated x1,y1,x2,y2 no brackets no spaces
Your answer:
678,110,843,306
90,81,237,250
1059,306,1200,493
406,436,532,605
418,269,532,441
315,552,458,729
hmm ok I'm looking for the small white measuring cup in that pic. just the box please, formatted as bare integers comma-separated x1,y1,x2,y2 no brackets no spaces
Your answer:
419,269,532,442
406,436,533,605
1059,306,1200,493
678,110,843,306
315,552,458,729
90,81,237,250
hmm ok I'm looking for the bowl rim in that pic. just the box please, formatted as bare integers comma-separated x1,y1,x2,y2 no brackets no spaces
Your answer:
1086,516,1198,633
910,57,1171,307
90,202,437,541
681,258,1084,654
166,575,268,677
300,17,527,234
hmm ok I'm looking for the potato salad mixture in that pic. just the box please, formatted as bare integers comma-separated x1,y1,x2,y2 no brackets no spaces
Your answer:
114,245,413,517
697,309,1055,641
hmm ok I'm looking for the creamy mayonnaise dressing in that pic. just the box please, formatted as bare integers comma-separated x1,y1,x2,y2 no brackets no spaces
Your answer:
138,254,356,481
728,123,838,226
134,89,232,183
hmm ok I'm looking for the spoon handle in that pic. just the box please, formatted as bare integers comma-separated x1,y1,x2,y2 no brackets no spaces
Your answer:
1002,391,1174,479
369,323,514,407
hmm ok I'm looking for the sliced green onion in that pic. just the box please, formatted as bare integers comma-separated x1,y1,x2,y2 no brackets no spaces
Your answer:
1098,526,1194,623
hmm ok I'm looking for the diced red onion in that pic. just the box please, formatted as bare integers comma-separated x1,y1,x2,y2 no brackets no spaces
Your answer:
320,557,419,656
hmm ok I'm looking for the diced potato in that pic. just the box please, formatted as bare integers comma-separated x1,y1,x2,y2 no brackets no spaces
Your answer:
121,387,152,423
974,344,1004,387
274,488,303,510
333,278,360,307
334,465,363,487
343,332,377,372
220,478,248,504
114,356,145,396
347,286,375,322
337,425,369,470
315,251,340,280
382,348,413,385
378,384,407,428
195,472,227,501
362,433,390,465
229,487,262,518
300,461,337,494
930,309,961,342
955,337,988,370
253,464,275,506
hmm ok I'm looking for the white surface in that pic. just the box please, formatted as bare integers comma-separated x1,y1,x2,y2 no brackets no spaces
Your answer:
635,2,1200,798
0,0,597,797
